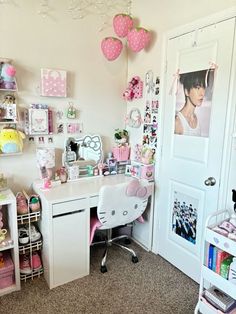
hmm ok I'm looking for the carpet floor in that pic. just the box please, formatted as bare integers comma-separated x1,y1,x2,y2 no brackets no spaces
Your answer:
0,242,199,314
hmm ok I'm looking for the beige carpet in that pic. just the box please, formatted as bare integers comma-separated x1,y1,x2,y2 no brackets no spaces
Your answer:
0,243,199,314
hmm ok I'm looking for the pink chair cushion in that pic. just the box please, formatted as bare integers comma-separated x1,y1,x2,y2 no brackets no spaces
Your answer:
90,213,102,245
90,212,144,245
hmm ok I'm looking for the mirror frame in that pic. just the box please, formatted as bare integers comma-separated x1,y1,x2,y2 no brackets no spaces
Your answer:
63,134,103,170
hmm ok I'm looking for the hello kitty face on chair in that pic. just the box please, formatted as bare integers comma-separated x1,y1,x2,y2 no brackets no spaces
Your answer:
97,179,152,229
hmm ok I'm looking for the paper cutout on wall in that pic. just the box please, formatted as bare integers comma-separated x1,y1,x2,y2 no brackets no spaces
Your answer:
41,68,67,97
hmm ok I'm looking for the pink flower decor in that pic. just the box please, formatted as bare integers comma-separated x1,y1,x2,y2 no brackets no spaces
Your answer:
127,27,151,52
101,37,123,61
5,65,16,77
113,13,134,38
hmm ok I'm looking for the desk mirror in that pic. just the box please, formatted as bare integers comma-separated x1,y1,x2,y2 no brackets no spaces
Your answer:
63,135,103,175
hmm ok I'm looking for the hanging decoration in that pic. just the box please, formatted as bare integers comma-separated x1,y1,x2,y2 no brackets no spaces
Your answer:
101,11,151,61
127,27,151,52
123,76,143,101
68,0,132,30
113,13,133,37
125,108,142,128
101,37,123,61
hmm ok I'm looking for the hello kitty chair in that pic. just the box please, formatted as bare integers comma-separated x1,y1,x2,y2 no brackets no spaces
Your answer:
90,178,152,273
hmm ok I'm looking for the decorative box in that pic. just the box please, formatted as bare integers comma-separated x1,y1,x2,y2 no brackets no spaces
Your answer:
0,252,14,289
140,164,155,181
112,146,130,162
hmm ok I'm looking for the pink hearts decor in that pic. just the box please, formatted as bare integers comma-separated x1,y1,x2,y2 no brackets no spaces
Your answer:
127,27,151,52
113,13,134,38
101,37,123,61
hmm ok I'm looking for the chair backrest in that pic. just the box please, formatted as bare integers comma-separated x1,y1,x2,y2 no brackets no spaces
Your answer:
97,179,151,229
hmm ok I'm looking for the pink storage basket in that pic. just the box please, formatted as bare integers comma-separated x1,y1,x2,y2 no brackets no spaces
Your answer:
112,146,130,162
0,252,14,289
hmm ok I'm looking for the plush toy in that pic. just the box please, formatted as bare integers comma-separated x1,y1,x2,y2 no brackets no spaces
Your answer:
0,63,16,89
0,127,25,154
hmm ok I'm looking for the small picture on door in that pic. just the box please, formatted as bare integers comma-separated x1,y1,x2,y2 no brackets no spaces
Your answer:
172,190,198,244
174,69,214,137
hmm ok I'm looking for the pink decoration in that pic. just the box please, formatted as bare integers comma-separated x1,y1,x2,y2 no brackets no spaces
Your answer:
41,68,67,97
112,146,130,161
5,65,16,77
127,28,151,52
101,37,123,61
113,13,134,38
123,76,143,101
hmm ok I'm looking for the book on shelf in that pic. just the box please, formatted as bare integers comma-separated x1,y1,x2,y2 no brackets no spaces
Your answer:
220,256,234,279
212,246,217,272
208,244,215,270
216,249,231,274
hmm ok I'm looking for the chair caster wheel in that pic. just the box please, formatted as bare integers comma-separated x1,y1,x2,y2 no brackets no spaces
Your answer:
100,265,107,273
124,238,131,245
132,256,138,263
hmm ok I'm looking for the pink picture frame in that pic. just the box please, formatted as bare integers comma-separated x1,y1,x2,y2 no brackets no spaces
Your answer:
41,68,67,97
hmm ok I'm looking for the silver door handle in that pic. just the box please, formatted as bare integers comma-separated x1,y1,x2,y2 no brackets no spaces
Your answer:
204,177,216,186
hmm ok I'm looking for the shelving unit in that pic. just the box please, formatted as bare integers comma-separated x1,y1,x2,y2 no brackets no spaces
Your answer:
195,210,236,314
0,189,20,296
17,192,43,282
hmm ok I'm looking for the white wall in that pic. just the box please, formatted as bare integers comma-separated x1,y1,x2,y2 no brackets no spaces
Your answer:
0,1,128,192
1,1,236,195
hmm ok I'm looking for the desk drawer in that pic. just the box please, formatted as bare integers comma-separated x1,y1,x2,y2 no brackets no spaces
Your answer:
52,198,88,216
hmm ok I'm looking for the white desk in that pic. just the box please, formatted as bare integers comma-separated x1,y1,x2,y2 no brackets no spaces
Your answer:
33,174,154,289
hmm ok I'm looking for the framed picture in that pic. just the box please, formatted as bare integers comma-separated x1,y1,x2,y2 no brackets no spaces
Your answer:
41,68,67,97
28,108,49,135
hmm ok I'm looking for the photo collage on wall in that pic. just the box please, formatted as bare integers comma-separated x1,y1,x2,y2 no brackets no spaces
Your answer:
172,190,198,245
142,71,160,160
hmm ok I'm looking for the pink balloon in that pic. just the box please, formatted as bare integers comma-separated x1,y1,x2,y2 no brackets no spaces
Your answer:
101,37,123,61
127,28,151,52
113,13,134,38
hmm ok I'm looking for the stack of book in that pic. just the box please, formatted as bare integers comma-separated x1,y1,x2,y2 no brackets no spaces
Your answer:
207,244,234,279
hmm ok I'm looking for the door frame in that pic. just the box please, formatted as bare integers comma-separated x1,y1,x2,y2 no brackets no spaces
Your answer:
152,6,236,254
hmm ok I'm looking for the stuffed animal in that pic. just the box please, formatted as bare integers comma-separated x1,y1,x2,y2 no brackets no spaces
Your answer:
0,127,25,154
0,63,16,89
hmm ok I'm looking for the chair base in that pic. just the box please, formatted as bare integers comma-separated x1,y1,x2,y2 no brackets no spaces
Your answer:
92,231,139,273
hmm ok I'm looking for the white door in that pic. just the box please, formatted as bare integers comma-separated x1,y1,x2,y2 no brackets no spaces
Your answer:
157,18,235,282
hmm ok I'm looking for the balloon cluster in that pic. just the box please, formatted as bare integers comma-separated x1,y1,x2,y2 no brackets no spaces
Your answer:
101,13,151,61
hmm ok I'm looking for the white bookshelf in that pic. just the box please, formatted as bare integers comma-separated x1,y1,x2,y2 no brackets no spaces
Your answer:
195,210,236,313
0,189,20,296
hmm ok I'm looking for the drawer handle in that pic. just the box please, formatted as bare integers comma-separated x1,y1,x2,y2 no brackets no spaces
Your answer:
53,209,85,218
213,237,219,244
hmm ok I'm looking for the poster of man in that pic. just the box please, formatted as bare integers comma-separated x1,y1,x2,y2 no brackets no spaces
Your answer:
174,69,214,137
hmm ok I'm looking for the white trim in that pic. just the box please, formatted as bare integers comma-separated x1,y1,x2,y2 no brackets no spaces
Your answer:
166,6,236,40
219,19,236,209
